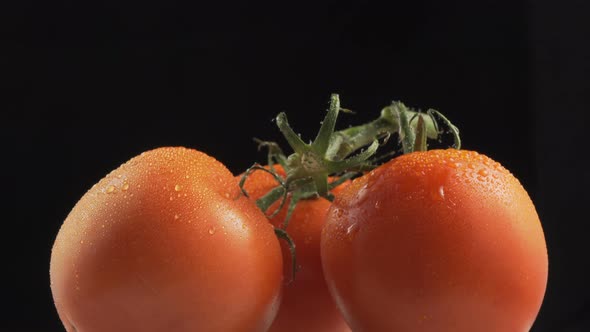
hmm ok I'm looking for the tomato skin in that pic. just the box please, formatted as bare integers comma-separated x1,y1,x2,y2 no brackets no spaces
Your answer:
50,147,283,332
241,167,351,332
321,149,548,332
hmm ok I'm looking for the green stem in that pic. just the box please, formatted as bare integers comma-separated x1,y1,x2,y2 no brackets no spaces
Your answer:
274,228,298,284
248,96,460,210
256,186,287,218
325,102,439,161
276,112,309,154
427,109,461,149
313,94,340,155
396,103,416,154
325,117,391,161
413,114,428,152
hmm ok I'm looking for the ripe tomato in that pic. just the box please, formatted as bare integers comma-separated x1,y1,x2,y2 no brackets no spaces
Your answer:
241,166,351,332
321,149,548,332
50,147,283,332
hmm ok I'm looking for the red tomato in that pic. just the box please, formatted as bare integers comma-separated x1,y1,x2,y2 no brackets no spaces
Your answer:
241,166,351,332
321,149,548,332
50,147,283,332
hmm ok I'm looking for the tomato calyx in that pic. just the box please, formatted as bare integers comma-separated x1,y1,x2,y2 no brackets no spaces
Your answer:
275,94,376,199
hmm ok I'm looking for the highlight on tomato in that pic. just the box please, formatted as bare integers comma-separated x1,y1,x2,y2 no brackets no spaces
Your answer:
50,147,283,332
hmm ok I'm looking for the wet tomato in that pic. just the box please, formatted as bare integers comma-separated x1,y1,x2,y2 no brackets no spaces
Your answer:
241,166,351,332
321,149,548,332
50,147,283,332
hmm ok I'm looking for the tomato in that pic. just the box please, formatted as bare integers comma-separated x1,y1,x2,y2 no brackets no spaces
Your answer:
321,149,548,332
50,147,283,332
241,166,351,332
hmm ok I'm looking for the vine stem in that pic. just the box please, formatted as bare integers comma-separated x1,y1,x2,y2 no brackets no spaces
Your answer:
244,95,458,207
325,102,439,161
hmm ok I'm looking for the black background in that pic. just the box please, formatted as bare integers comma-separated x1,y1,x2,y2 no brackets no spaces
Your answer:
3,1,589,331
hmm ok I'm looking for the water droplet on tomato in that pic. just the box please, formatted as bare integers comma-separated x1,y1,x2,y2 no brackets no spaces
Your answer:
174,214,180,220
430,185,445,201
478,169,489,177
346,223,360,241
122,183,129,191
355,184,370,204
174,184,182,191
374,201,381,209
106,185,115,194
208,227,216,235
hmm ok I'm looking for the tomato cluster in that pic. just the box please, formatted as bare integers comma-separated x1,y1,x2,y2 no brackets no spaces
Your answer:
50,96,547,332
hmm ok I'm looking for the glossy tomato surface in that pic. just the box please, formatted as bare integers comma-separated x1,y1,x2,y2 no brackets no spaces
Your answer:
321,149,548,332
50,147,283,332
241,166,351,332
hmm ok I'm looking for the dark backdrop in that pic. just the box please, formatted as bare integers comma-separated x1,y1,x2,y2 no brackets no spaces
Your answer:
3,1,589,331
